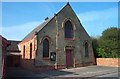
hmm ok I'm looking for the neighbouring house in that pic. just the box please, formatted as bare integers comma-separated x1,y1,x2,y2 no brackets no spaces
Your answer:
18,3,95,72
0,35,21,78
5,40,21,68
0,35,10,79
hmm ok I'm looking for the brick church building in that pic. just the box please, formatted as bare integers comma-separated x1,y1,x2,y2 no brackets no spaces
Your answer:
17,3,95,71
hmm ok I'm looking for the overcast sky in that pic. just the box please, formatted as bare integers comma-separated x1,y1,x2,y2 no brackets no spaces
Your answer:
1,2,118,40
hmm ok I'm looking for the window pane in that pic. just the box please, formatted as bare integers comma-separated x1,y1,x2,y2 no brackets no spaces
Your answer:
85,42,89,57
43,39,49,57
64,21,73,38
30,43,32,59
23,45,25,58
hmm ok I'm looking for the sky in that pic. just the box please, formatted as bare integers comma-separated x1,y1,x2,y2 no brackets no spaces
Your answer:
1,2,118,40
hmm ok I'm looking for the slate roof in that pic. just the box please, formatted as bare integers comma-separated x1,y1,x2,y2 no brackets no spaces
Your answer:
7,40,21,52
21,3,73,42
0,35,10,44
22,18,53,41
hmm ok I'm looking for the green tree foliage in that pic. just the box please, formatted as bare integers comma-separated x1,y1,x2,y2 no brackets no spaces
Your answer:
97,48,107,58
91,37,99,58
92,27,120,58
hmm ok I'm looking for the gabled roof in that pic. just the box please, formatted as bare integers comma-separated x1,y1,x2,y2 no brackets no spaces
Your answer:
0,35,10,45
22,18,52,42
21,3,75,42
7,40,21,52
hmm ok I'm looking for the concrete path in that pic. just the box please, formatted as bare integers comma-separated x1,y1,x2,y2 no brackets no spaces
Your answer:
5,65,119,79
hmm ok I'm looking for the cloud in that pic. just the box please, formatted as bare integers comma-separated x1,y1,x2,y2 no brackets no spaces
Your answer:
1,21,42,40
77,7,118,37
78,7,118,22
1,7,118,40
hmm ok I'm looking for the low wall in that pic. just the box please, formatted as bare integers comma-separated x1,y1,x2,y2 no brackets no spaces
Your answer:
97,58,120,67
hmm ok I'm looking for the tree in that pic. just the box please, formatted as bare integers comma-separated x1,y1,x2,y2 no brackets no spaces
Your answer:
91,37,99,58
97,27,120,58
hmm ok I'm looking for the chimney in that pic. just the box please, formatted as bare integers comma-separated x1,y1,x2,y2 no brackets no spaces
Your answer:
45,17,49,21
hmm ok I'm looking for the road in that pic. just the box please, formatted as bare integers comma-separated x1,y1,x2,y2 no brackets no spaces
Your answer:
97,72,119,77
5,66,119,79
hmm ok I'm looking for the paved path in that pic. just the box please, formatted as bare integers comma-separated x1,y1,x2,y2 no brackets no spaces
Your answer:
5,65,119,79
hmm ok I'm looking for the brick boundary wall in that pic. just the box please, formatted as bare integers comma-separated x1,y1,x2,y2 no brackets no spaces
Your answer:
97,58,120,67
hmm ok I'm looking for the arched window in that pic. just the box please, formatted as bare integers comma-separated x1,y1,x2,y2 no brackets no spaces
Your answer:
30,43,32,59
64,20,73,38
43,39,49,57
85,42,89,57
23,45,25,58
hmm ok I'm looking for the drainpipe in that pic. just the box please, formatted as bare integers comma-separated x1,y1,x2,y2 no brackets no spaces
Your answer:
55,14,58,69
34,32,38,66
91,46,96,65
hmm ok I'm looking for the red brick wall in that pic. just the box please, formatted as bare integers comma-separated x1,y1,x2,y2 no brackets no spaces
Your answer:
19,37,36,60
97,58,120,67
20,59,56,72
0,36,10,79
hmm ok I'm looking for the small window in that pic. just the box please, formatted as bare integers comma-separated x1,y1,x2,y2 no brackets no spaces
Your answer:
43,39,49,58
30,43,32,59
64,20,73,38
23,45,25,58
85,42,89,57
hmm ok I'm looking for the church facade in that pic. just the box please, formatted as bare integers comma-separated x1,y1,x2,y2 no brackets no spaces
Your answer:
18,3,95,71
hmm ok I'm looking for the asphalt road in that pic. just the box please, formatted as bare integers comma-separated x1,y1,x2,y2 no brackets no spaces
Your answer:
5,65,119,79
97,72,119,77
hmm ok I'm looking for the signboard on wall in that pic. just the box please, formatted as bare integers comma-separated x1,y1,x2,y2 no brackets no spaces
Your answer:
50,52,56,61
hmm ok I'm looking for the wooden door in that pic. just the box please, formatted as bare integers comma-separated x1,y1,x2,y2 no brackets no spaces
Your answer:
66,49,73,67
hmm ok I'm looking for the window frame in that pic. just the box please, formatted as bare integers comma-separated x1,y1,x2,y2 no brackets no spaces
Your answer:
30,43,32,59
43,38,49,59
23,45,25,58
62,18,76,41
85,42,89,57
64,20,74,39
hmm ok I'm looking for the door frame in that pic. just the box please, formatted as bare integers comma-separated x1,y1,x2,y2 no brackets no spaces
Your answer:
65,46,74,68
